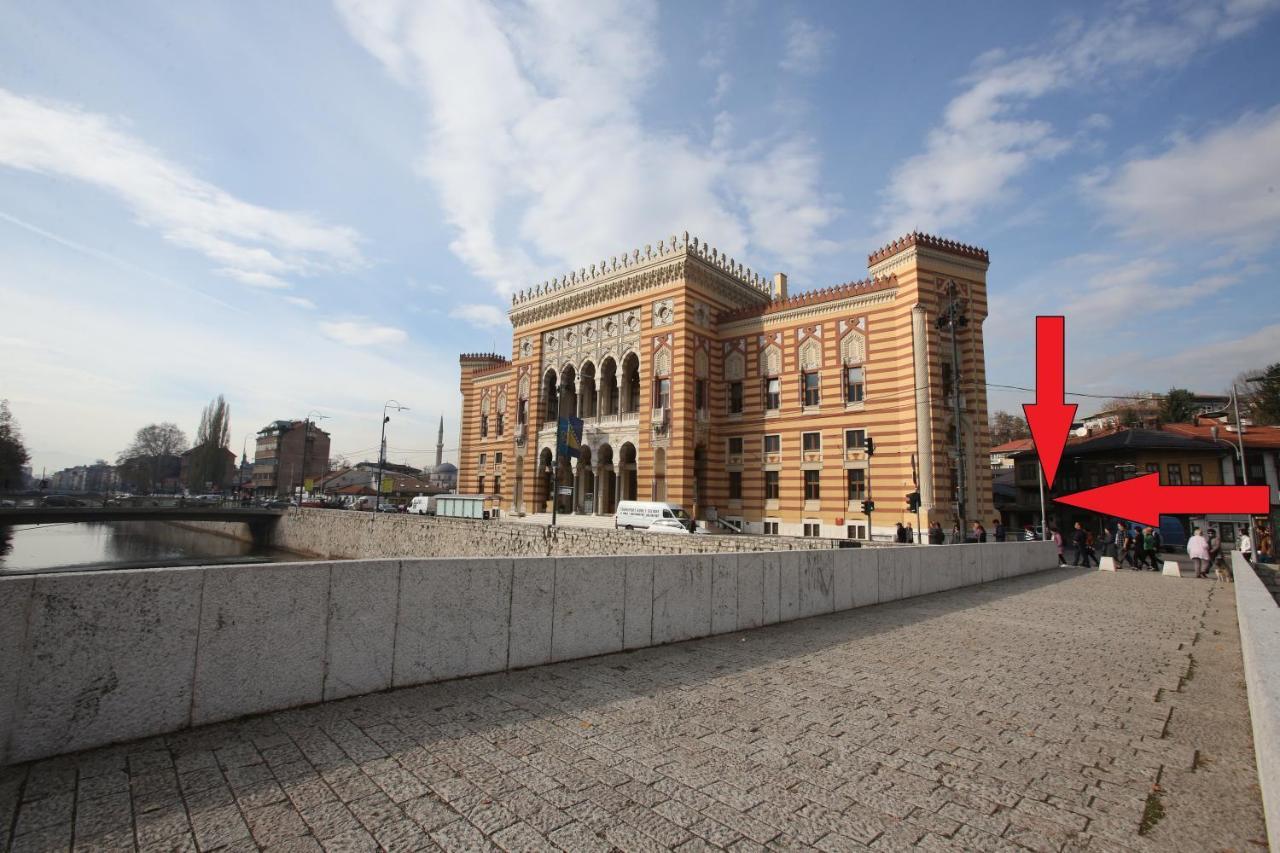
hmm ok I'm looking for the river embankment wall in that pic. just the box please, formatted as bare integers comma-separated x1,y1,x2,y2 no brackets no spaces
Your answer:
0,541,1056,764
173,507,842,559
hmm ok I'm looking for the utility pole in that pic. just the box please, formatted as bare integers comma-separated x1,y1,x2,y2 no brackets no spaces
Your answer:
377,401,409,513
936,280,969,536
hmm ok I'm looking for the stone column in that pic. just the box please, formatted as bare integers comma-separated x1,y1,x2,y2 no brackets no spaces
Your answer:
594,466,604,514
912,304,934,510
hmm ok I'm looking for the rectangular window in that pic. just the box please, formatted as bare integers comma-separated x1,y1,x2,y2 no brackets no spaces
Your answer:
764,470,780,500
1189,463,1203,485
695,379,707,411
763,434,780,455
1146,462,1159,483
480,415,489,438
1167,463,1182,485
847,523,867,540
479,453,486,468
802,372,820,407
845,366,865,403
847,469,866,500
763,521,779,535
941,362,953,399
803,522,821,538
765,377,780,410
728,471,742,500
728,436,743,455
497,413,504,436
729,381,743,414
492,476,501,496
655,378,671,409
804,469,820,500
802,432,822,452
495,452,502,465
517,399,528,425
845,429,866,451
477,476,484,494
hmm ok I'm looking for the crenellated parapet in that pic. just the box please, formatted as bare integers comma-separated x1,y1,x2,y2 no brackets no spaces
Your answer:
716,275,897,324
507,231,773,327
867,231,989,267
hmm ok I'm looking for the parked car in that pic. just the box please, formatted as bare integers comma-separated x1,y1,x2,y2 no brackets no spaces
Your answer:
0,498,15,508
644,518,693,534
41,494,86,507
263,498,292,509
375,503,402,513
615,500,695,532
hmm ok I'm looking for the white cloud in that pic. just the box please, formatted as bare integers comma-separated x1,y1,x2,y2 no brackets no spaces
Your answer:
319,320,408,346
0,87,364,288
878,0,1279,235
779,18,831,75
1150,322,1280,393
1089,107,1280,254
449,303,508,329
283,295,317,310
1063,257,1238,323
334,0,837,293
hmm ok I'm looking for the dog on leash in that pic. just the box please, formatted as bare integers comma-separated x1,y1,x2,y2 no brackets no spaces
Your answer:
1214,558,1233,583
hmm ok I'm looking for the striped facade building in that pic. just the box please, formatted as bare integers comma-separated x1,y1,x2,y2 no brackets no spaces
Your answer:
457,231,994,539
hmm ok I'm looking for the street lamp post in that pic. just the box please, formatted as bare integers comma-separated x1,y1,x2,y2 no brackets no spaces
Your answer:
376,400,409,513
936,279,970,536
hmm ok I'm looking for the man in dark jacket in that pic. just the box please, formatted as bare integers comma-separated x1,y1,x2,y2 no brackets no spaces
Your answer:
1072,521,1094,567
993,518,1006,542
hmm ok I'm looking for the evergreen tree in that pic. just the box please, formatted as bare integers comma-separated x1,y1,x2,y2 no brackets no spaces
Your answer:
190,395,232,490
1158,388,1198,424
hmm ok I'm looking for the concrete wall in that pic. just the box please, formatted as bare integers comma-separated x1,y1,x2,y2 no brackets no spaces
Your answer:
0,540,1056,765
177,507,845,559
1233,551,1280,851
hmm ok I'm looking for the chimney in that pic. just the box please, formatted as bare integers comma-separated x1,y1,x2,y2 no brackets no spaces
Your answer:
773,272,788,300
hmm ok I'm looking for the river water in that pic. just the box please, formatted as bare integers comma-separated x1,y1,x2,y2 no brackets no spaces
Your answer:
0,522,301,573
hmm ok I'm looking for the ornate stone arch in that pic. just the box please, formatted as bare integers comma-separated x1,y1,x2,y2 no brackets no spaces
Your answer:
517,374,530,400
497,391,508,412
725,350,745,381
760,344,781,377
798,338,822,371
840,329,866,365
694,349,709,379
481,392,492,415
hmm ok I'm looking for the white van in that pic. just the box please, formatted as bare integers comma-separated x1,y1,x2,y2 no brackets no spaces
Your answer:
615,501,694,533
408,495,438,515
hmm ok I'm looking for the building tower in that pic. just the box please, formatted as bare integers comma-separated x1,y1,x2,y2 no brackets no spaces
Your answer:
436,416,444,469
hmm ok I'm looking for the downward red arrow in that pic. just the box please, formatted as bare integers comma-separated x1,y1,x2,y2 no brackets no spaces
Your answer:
1023,316,1077,486
1055,474,1269,526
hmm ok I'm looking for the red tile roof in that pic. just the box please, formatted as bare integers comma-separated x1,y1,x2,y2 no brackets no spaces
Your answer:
1162,423,1280,449
990,438,1035,454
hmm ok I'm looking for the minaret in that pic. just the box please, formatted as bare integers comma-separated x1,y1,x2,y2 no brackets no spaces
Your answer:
435,416,444,469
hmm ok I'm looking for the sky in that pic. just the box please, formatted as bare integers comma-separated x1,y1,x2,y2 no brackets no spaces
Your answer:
2,0,1279,477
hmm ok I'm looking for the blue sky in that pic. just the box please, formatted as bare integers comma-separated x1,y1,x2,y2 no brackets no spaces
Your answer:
3,0,1279,476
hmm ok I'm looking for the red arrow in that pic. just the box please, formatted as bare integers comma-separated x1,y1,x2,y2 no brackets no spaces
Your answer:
1055,474,1269,526
1023,316,1077,486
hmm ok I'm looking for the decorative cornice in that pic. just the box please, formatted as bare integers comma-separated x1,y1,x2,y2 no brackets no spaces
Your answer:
508,231,771,328
717,275,896,324
718,287,899,333
867,232,989,267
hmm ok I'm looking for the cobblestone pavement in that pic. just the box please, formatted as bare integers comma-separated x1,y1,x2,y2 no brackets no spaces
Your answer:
0,568,1266,852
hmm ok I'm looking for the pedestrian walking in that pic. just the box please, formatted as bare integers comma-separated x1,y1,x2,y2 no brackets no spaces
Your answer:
1240,526,1254,565
1119,527,1138,569
950,522,962,544
905,522,915,543
894,522,907,543
1260,525,1274,564
929,521,945,544
1143,527,1160,570
1072,522,1094,568
972,521,987,543
993,518,1006,542
1188,528,1210,578
1052,526,1065,566
1106,522,1123,560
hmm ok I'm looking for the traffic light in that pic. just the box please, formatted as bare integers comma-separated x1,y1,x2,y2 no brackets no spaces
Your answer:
860,499,875,514
906,491,920,513
863,435,875,455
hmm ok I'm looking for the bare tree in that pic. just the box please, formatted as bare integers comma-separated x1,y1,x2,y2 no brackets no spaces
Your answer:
190,395,232,490
0,400,30,492
988,411,1030,447
117,422,189,493
1099,392,1159,428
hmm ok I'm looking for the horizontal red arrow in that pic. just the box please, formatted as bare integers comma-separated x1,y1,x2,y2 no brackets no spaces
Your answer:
1054,474,1270,527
